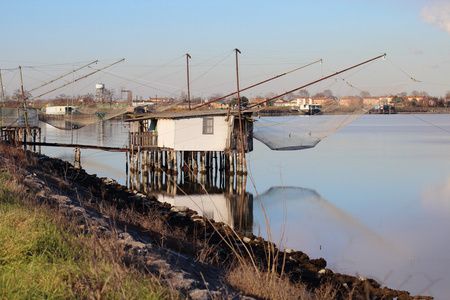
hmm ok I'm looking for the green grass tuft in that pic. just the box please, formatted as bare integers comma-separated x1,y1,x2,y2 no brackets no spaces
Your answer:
0,162,175,299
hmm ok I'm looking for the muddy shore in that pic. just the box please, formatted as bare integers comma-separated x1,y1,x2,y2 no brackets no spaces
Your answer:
17,150,433,299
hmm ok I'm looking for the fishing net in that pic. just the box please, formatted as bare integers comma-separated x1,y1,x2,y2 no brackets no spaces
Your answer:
253,110,366,150
1,108,39,127
39,108,131,130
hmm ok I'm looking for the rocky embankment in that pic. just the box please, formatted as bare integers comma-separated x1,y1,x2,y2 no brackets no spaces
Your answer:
18,151,431,300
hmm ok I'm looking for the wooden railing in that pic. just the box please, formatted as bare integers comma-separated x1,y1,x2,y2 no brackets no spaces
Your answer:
129,131,158,148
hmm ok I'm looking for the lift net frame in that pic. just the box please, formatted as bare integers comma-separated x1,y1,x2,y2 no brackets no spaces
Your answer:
253,110,365,151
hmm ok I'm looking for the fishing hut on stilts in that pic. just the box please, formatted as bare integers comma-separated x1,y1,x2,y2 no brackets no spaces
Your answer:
1,66,41,151
125,109,253,191
1,107,41,152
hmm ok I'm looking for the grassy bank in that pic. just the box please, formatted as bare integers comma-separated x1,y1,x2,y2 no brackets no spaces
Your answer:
0,159,174,299
0,144,423,299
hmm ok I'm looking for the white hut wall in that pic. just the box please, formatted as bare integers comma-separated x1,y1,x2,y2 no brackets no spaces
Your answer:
157,116,231,151
156,118,176,149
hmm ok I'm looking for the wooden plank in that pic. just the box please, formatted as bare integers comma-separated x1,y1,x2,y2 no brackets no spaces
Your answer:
26,142,170,152
26,142,130,152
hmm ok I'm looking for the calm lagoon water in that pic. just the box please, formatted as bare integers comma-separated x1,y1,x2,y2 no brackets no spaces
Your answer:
40,114,450,299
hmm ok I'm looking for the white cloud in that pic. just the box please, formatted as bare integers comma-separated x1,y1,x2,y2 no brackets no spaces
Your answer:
420,0,450,35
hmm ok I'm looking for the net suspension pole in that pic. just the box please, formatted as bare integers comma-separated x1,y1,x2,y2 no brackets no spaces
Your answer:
27,60,99,95
235,48,247,169
186,53,191,110
192,58,323,110
0,69,5,107
28,58,125,102
244,53,387,110
19,66,32,143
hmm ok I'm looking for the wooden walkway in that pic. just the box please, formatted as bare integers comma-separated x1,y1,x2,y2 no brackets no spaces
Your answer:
25,142,130,152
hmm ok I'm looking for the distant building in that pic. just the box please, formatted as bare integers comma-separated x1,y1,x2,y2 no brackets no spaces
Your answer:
291,98,312,106
208,101,228,109
407,95,425,102
45,106,78,115
148,97,174,104
362,97,382,106
339,96,362,107
248,98,267,107
312,97,335,107
379,95,395,104
273,99,288,107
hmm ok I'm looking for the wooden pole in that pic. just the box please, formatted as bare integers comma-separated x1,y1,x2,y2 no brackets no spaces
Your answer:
245,53,387,110
0,69,5,107
19,66,31,144
186,53,191,110
234,49,246,175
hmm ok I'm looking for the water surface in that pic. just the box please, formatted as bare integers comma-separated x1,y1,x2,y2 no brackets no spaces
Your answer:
40,114,450,298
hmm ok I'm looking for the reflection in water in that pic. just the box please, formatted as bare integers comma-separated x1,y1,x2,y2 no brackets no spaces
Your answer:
421,176,450,214
128,164,253,232
257,186,393,252
38,116,450,298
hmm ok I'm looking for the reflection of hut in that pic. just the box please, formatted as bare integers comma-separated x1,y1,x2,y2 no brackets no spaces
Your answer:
159,192,253,231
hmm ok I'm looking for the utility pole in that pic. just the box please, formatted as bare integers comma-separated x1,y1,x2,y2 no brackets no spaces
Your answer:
234,48,246,172
19,66,31,143
186,53,191,110
235,48,241,112
0,69,5,107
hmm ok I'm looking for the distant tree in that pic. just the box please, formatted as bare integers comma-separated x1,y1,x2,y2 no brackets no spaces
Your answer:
210,93,224,101
192,96,202,103
313,92,325,98
445,91,450,100
103,88,118,103
264,92,277,98
283,92,296,101
180,91,187,101
230,96,249,108
52,93,72,105
391,96,404,104
297,89,310,98
264,92,277,106
411,90,429,97
12,89,32,102
79,93,94,104
360,91,371,98
398,92,407,98
323,89,335,99
426,96,441,107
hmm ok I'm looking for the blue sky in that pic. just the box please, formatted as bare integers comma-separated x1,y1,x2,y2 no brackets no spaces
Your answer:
1,0,450,100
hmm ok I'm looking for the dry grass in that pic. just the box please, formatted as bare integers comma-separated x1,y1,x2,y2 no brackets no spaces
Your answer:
1,143,414,299
226,261,338,300
0,144,178,299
